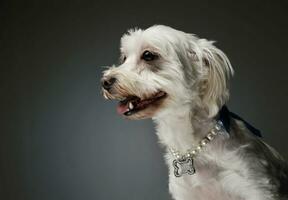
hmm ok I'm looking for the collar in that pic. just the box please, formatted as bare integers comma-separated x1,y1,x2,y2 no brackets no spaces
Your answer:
170,105,262,177
170,120,225,177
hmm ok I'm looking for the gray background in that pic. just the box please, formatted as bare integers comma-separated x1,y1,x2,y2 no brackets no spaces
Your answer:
1,0,288,200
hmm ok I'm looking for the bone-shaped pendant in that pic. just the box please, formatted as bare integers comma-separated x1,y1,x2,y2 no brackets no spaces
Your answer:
173,157,195,177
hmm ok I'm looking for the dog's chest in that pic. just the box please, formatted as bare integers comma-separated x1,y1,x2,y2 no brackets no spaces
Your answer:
169,176,242,200
166,154,243,200
168,169,242,200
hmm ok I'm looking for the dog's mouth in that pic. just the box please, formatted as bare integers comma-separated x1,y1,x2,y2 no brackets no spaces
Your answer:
116,91,167,116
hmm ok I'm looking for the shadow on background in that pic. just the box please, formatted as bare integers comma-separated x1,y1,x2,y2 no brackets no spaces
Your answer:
1,1,288,200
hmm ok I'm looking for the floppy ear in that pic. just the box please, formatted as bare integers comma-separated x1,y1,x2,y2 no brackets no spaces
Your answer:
196,39,234,117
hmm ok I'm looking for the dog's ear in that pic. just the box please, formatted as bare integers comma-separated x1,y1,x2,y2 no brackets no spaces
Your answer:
194,39,234,117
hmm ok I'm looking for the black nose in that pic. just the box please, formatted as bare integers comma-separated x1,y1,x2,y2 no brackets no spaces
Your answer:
102,77,116,91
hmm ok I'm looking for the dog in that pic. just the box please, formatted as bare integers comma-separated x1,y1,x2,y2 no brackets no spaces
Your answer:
101,25,288,200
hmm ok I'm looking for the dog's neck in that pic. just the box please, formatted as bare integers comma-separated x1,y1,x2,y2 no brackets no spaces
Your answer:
153,105,215,152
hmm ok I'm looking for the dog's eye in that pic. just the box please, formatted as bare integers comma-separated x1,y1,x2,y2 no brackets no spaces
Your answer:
141,50,158,61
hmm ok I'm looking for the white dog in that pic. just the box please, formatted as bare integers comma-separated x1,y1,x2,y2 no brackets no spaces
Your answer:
101,25,288,200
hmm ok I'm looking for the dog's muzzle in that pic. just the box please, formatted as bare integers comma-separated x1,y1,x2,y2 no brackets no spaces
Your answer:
101,73,167,118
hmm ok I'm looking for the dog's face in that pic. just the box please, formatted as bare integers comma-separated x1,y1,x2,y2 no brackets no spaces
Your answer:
101,25,233,119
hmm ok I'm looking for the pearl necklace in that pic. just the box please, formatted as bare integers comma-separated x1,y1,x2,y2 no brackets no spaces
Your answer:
169,121,224,177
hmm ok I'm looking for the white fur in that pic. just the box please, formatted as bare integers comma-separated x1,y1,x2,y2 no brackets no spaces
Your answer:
102,25,285,200
156,113,274,200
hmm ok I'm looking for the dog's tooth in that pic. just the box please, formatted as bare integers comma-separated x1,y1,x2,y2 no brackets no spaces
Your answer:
124,111,132,116
103,92,108,99
128,102,134,109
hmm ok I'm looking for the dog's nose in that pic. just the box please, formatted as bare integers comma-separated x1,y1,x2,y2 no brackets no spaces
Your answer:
102,77,116,91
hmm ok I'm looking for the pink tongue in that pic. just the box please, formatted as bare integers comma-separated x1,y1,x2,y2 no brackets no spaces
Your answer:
117,103,129,114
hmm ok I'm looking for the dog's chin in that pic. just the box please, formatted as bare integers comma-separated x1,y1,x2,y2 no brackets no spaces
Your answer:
115,91,167,120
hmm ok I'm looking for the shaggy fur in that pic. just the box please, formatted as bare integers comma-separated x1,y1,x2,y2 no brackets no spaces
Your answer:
101,25,288,200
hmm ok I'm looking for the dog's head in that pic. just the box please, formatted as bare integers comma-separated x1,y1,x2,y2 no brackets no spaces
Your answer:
101,25,233,120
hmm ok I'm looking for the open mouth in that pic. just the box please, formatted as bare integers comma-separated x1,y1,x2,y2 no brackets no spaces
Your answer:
117,91,167,116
